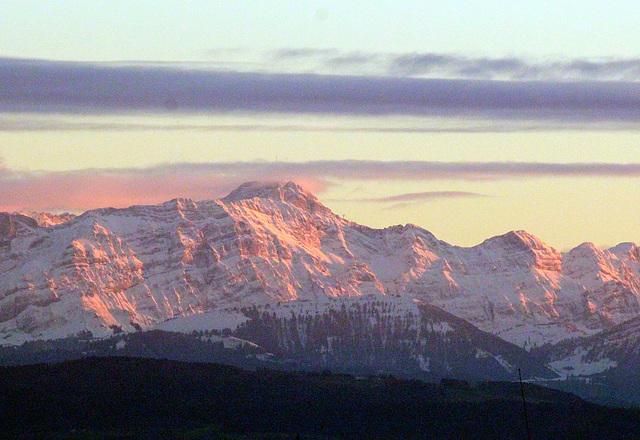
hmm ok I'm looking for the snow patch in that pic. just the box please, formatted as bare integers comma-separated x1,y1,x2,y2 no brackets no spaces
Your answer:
155,309,249,333
548,348,618,378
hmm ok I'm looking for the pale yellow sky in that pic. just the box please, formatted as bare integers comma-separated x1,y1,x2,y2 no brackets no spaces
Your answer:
323,176,640,250
2,113,640,250
3,114,640,170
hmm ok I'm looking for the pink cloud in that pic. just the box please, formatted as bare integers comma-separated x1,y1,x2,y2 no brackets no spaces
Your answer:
0,165,329,212
1,160,639,213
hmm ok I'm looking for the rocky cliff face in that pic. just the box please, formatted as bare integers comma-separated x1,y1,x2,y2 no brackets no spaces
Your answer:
2,182,640,349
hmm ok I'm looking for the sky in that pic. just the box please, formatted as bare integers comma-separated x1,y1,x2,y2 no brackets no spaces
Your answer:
1,1,640,249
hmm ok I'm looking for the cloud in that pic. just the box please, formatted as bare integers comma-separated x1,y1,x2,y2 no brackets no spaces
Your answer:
4,114,631,133
0,166,324,212
2,58,640,124
265,49,640,81
331,191,488,203
235,160,640,180
271,48,339,61
2,160,640,213
364,191,488,202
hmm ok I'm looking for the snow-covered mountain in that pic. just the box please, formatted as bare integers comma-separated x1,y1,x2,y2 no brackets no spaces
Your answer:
14,211,76,228
2,181,640,352
536,314,640,378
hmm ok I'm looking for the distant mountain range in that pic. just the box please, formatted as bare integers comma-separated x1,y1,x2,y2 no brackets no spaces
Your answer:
2,182,640,395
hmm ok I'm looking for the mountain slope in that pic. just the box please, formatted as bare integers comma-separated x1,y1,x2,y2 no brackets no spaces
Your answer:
1,181,640,350
538,314,640,378
231,295,555,380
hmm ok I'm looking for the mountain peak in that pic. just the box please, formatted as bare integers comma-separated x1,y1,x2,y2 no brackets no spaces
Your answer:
479,230,561,271
608,242,640,261
487,230,552,252
569,241,602,255
223,181,308,201
222,181,328,214
0,212,39,241
14,211,76,228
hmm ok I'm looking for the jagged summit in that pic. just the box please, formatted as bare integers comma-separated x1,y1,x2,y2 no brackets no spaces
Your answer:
2,180,640,352
223,181,313,202
0,212,38,242
609,242,640,261
222,181,327,214
484,230,553,251
570,241,602,253
162,197,199,211
14,211,76,228
563,242,608,265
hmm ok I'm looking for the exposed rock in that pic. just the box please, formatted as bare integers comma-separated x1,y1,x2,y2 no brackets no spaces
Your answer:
1,182,640,350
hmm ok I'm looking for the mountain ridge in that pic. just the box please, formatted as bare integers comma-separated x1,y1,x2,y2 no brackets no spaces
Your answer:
1,181,640,358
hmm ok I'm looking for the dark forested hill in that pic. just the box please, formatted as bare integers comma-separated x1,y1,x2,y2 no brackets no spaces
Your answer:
1,357,639,440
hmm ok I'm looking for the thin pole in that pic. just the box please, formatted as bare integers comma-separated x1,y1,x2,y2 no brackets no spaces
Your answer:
519,368,532,440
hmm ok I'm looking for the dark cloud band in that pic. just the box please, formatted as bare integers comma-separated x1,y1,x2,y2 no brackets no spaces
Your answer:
2,58,640,122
